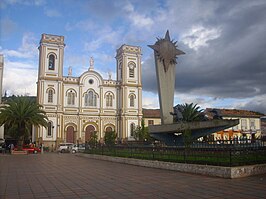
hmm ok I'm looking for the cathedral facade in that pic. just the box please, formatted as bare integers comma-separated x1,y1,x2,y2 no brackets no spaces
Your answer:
36,34,142,147
0,55,4,139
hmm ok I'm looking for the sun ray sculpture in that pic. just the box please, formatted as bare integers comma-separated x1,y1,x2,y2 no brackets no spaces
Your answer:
148,30,185,125
148,30,185,73
148,30,239,146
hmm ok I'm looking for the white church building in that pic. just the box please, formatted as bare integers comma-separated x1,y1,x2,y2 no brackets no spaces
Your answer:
0,55,4,140
36,34,143,148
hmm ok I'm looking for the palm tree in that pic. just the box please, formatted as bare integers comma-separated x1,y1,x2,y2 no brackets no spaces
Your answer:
175,103,203,147
0,96,48,150
180,103,203,122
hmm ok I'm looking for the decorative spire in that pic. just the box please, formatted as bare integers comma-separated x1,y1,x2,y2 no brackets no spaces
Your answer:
89,56,94,70
108,71,112,80
148,30,185,72
68,66,72,76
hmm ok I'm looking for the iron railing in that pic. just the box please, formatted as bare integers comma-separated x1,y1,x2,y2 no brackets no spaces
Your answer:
85,139,266,167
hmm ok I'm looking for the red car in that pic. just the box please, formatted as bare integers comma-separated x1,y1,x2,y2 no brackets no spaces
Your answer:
14,145,41,154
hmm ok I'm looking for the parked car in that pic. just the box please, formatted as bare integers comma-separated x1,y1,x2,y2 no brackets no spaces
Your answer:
0,138,5,145
71,143,86,153
14,145,41,154
0,142,6,154
57,143,73,153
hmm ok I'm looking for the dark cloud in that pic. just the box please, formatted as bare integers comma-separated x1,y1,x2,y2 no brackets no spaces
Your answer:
236,95,266,115
142,0,266,112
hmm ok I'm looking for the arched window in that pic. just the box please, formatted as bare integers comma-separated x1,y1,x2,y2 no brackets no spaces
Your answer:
130,123,135,137
106,93,113,107
128,62,136,78
48,54,55,70
88,91,94,106
47,121,53,137
85,90,97,106
67,90,75,105
105,126,113,132
48,89,53,103
129,94,135,107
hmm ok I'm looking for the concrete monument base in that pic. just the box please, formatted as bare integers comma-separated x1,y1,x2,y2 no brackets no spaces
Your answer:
149,119,239,146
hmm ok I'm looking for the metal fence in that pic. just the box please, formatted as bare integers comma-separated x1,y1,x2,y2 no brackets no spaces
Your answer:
85,139,266,167
191,138,265,149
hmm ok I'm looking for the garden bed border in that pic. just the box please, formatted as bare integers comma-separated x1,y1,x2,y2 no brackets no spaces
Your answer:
77,153,266,178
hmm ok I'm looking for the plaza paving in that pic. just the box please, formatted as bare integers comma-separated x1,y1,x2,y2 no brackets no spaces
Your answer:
0,153,266,199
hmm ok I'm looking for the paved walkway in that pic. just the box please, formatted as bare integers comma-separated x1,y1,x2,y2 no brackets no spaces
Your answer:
0,153,266,199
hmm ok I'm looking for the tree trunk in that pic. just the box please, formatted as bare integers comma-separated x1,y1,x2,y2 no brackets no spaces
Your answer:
17,136,24,151
17,122,26,151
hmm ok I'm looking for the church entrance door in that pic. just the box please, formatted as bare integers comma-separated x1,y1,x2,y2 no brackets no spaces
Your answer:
66,126,75,143
85,125,95,141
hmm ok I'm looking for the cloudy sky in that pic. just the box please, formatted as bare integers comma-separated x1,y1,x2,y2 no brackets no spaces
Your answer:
0,0,265,113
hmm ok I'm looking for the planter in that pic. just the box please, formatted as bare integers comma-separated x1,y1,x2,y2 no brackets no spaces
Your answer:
11,150,28,155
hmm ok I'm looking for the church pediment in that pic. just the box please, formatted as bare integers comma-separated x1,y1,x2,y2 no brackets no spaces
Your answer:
79,70,103,87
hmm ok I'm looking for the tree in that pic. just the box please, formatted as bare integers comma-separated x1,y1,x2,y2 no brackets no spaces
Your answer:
183,128,193,148
172,103,204,147
133,119,150,142
88,132,98,148
104,131,117,146
180,103,203,122
0,96,48,150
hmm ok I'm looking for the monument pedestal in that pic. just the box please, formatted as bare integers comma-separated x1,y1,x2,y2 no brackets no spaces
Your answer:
149,119,239,146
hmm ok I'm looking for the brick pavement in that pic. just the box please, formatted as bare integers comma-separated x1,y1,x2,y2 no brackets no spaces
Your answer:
0,153,266,199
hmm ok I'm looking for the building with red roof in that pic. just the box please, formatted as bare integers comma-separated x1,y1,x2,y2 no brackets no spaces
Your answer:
143,108,265,140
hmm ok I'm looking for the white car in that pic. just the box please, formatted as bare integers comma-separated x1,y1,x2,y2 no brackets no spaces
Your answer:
57,143,73,153
0,138,5,144
71,143,86,153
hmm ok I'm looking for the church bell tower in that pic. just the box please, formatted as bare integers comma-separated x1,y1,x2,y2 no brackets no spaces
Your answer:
116,45,143,140
37,34,65,106
36,34,65,144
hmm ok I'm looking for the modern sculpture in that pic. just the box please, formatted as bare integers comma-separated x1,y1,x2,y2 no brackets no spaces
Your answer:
148,30,185,125
148,30,239,146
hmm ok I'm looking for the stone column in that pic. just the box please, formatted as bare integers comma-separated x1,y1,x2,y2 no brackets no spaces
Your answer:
154,58,176,124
